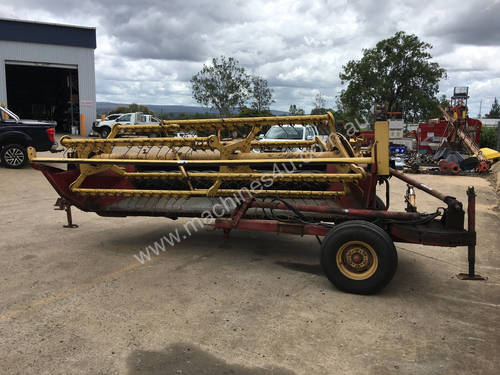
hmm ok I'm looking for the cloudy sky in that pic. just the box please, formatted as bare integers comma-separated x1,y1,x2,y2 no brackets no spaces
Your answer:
1,0,499,115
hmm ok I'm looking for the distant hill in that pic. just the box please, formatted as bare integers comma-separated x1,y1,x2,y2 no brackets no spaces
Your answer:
96,102,288,116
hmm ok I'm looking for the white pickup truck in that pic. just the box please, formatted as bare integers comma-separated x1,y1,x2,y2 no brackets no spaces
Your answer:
254,124,329,152
92,112,160,138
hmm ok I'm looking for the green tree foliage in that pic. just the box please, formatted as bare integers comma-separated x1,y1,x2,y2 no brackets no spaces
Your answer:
311,107,333,115
427,94,450,119
250,76,274,112
289,104,305,115
191,56,251,117
238,107,274,117
479,126,497,148
331,96,354,124
486,97,500,118
339,31,446,122
158,112,218,121
109,103,154,115
311,92,329,114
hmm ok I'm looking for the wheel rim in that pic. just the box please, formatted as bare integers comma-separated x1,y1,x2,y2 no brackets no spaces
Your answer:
4,147,25,166
336,240,378,280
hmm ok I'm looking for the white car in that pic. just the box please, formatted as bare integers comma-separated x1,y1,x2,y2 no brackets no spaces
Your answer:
93,112,160,138
254,124,327,152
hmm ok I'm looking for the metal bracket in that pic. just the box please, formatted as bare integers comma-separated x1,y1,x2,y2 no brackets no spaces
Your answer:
221,197,256,239
231,197,254,228
54,198,78,228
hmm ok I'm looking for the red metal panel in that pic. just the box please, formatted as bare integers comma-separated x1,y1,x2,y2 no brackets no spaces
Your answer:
417,122,448,153
417,118,482,153
215,218,330,237
37,165,134,210
466,118,482,145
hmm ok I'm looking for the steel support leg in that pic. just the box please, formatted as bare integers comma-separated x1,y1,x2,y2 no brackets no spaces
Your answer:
457,187,485,280
54,197,78,228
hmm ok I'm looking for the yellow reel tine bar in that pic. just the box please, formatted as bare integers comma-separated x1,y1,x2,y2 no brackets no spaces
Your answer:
122,172,364,183
60,137,318,150
59,137,319,152
60,136,213,147
30,156,374,166
72,188,346,199
161,113,330,126
111,113,334,135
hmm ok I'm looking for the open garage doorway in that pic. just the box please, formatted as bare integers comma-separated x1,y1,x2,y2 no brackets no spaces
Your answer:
5,62,79,134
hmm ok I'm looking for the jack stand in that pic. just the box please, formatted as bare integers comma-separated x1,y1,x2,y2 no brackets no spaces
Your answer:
457,247,487,280
54,197,78,228
457,187,486,280
456,244,487,280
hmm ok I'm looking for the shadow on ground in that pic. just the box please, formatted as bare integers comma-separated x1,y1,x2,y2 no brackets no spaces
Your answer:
274,260,324,276
127,343,296,375
98,224,321,262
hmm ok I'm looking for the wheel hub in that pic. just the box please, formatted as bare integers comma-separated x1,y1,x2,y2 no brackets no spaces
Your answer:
345,247,371,271
4,148,25,166
336,241,378,280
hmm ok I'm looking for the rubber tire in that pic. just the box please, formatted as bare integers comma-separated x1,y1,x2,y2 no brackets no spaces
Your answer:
1,144,28,169
100,127,111,138
321,220,398,294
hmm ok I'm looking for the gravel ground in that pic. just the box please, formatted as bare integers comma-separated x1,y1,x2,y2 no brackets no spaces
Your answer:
0,165,499,374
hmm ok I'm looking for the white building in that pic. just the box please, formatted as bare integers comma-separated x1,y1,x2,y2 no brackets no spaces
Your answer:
0,18,96,135
479,118,500,128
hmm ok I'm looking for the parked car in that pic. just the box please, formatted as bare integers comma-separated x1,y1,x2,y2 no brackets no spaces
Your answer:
92,112,161,138
254,124,328,152
0,105,57,168
97,113,121,122
92,114,120,137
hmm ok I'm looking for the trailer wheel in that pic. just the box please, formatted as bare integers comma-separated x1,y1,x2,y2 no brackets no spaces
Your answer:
321,220,397,294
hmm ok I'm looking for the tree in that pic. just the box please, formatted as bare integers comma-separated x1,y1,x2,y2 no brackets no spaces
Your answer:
238,107,274,117
109,103,154,115
479,127,497,148
313,92,327,109
250,76,274,112
427,94,450,119
289,104,305,115
486,97,500,118
311,92,330,115
339,31,447,122
191,56,251,117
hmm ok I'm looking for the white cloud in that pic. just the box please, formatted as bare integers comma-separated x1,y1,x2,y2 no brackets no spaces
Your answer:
0,0,498,114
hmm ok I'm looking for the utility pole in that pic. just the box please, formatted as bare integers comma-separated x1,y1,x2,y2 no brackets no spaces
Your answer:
478,99,482,118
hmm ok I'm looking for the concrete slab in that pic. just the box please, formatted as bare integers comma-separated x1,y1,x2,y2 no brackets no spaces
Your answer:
0,166,498,374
